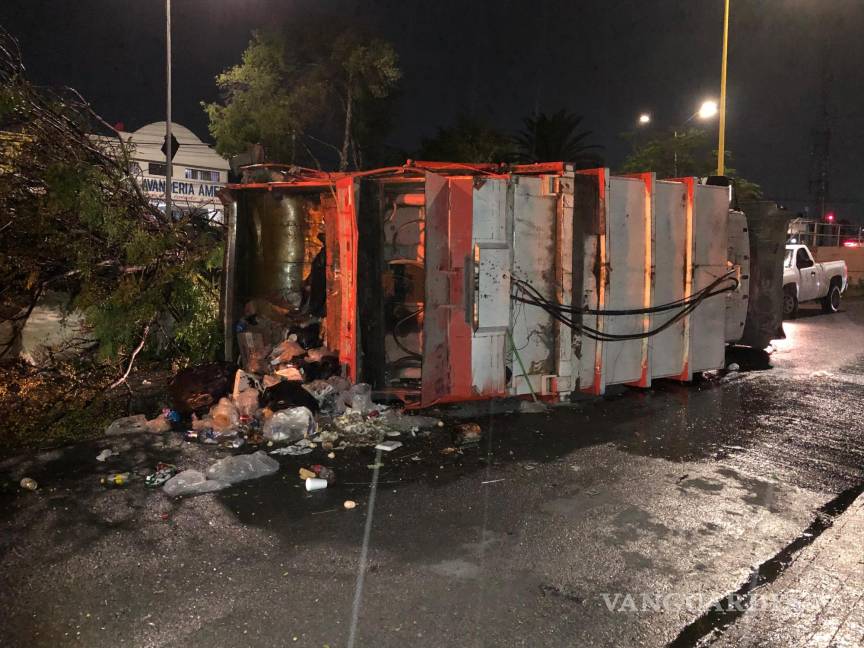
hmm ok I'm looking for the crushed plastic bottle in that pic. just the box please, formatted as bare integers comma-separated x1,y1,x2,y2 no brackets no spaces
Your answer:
205,450,279,484
162,469,228,497
262,406,316,443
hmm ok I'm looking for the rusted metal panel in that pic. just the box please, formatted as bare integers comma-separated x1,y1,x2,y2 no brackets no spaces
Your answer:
510,175,557,396
332,178,358,379
573,169,608,395
421,174,473,405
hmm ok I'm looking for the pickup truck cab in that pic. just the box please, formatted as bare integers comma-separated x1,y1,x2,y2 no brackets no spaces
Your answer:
783,244,847,318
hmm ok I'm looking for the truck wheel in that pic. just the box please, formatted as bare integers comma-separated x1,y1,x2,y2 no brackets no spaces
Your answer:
783,285,798,319
821,283,841,313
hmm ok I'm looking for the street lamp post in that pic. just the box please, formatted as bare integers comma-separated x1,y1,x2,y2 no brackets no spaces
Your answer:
165,0,172,219
717,0,730,176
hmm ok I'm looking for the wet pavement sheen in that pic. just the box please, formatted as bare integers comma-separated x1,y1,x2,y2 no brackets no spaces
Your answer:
1,299,863,647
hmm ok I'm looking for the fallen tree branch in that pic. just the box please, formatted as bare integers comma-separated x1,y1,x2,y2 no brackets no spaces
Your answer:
108,318,154,390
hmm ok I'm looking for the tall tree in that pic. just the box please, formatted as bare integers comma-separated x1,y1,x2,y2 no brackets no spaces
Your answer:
203,24,400,171
515,110,603,168
620,127,762,201
417,115,513,163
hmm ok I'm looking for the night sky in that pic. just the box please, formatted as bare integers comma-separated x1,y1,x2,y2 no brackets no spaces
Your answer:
2,0,863,220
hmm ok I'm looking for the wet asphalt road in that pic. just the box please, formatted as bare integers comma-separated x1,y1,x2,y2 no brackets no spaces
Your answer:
1,299,863,648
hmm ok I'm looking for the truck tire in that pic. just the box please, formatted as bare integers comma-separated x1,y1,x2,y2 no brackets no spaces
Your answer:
821,281,842,314
783,285,798,319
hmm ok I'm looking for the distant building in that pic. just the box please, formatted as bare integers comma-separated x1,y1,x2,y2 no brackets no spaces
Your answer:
114,122,229,221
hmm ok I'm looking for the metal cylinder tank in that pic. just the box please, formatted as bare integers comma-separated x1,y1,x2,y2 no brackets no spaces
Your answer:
243,191,310,306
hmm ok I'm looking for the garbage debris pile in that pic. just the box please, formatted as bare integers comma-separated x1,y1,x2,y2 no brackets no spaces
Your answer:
160,354,442,457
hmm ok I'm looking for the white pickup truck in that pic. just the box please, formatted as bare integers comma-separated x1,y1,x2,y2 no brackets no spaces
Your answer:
783,244,847,318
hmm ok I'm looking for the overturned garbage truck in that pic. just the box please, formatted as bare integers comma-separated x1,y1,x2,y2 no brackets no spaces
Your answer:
220,162,782,408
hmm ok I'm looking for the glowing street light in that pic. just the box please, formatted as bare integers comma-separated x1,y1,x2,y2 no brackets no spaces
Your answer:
698,100,719,120
638,113,651,125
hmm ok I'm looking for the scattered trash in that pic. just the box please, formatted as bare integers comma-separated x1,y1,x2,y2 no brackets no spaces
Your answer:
375,440,403,452
210,397,240,431
343,383,376,414
145,415,172,434
270,445,314,456
343,500,357,510
145,463,178,488
95,449,115,462
231,370,260,417
263,406,316,443
105,414,149,436
299,467,317,480
377,410,442,432
327,452,336,459
305,477,328,491
481,479,506,485
263,381,320,413
101,472,131,487
19,477,38,491
169,362,238,414
164,409,182,424
453,422,482,446
727,362,740,372
205,451,279,484
440,447,458,455
163,469,228,496
314,465,337,485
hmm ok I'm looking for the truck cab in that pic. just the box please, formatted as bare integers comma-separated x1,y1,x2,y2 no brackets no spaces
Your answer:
783,244,847,317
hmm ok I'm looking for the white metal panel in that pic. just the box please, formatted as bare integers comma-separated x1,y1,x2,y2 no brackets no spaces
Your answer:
650,180,688,378
603,176,647,385
725,210,750,343
690,184,729,372
510,176,557,396
471,178,510,395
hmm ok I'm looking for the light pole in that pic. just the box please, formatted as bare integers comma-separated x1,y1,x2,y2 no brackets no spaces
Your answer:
165,0,172,219
717,0,730,175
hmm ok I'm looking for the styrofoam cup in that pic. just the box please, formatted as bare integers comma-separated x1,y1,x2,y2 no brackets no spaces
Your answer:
305,477,328,491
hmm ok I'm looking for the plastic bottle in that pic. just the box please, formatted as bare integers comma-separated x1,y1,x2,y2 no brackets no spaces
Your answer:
101,472,130,487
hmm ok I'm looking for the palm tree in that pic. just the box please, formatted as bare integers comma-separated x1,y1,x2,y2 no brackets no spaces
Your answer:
514,110,603,168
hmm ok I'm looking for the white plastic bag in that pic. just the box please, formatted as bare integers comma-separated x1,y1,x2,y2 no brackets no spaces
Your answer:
162,470,228,496
205,450,279,484
262,407,316,443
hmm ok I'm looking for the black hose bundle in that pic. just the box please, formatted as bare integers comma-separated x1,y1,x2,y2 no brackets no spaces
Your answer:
511,270,739,342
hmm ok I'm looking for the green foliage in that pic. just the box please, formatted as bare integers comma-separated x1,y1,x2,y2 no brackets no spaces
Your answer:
418,115,514,163
203,25,400,170
515,110,603,167
1,38,223,369
620,127,762,201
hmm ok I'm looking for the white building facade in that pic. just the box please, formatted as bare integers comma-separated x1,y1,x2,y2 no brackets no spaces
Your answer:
118,121,229,220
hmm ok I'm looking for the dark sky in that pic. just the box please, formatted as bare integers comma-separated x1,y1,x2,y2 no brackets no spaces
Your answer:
2,0,863,219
